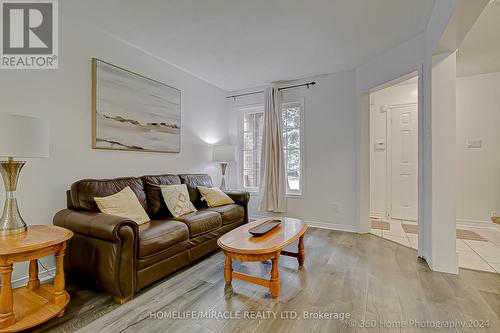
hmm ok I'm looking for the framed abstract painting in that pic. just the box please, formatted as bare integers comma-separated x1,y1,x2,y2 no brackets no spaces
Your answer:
92,58,181,153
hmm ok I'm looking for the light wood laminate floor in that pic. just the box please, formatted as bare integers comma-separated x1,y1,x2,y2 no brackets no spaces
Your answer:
33,228,500,333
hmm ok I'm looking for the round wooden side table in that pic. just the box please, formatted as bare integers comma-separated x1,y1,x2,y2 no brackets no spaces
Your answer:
0,225,73,332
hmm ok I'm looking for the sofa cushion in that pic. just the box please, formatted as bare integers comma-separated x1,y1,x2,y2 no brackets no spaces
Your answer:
173,210,222,237
141,174,181,218
197,186,235,207
138,220,189,258
179,174,213,207
94,186,150,225
187,220,245,262
204,204,244,225
70,177,146,212
160,184,197,217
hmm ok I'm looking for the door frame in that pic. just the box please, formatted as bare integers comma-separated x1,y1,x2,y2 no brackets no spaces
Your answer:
360,70,422,254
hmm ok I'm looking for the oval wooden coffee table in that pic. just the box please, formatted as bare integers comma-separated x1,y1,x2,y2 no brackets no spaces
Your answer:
217,217,307,298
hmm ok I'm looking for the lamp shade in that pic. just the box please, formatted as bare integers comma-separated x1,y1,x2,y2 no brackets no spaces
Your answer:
0,114,49,158
213,145,235,162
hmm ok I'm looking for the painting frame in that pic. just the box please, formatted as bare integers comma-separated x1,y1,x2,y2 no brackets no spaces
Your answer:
92,58,181,153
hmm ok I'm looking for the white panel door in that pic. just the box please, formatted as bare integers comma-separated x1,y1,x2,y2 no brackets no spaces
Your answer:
390,104,418,221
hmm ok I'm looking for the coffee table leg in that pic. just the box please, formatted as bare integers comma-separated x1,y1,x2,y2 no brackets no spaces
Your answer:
28,259,40,290
224,255,233,284
0,262,15,328
269,254,280,298
297,235,305,266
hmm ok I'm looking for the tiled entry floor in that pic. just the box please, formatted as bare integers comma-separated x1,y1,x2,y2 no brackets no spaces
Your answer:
370,218,500,273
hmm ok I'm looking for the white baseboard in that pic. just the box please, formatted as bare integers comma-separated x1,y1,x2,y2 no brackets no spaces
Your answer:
249,215,359,233
426,252,459,275
370,211,385,219
2,267,56,289
305,220,359,233
250,214,274,220
456,219,500,231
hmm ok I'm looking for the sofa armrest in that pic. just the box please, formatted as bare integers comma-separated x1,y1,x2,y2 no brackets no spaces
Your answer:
53,209,138,242
224,191,250,206
53,209,138,301
224,190,250,223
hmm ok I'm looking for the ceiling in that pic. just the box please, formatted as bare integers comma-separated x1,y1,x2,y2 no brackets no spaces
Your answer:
457,1,500,77
64,0,436,91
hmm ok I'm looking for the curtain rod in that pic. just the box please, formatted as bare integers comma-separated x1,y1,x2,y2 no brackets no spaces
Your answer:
226,81,316,99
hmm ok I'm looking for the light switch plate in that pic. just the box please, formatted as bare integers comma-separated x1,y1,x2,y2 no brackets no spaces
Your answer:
466,139,482,148
374,142,385,151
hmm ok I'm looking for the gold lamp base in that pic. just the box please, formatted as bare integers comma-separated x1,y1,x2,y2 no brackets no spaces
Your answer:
0,159,27,235
219,162,228,191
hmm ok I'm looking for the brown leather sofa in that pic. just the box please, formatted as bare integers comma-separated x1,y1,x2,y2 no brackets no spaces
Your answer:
53,174,249,304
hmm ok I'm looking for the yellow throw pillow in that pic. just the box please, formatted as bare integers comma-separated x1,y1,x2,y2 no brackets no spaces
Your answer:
94,186,150,225
197,186,235,208
160,184,197,217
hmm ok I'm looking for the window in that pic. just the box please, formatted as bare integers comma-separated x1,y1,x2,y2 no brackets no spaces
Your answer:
238,101,303,195
282,102,303,195
240,107,264,191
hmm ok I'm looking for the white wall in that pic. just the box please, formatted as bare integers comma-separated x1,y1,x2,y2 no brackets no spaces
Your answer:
0,0,476,284
227,71,357,231
0,12,228,282
456,72,500,224
355,0,460,272
369,71,500,227
355,33,427,236
430,52,458,273
369,82,418,218
225,0,464,274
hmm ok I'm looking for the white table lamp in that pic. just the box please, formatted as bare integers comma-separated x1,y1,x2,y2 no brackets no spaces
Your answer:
213,145,235,190
0,114,49,235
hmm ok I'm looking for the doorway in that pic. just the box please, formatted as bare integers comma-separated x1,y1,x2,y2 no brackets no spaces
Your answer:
369,75,419,249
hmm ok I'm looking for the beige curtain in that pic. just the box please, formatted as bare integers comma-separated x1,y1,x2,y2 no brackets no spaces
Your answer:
259,87,287,212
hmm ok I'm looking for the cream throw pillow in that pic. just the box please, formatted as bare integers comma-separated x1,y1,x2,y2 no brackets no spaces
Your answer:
197,186,235,207
94,186,150,225
160,184,197,217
